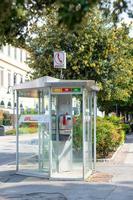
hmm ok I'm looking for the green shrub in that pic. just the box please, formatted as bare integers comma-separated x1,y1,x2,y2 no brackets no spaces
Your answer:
73,115,82,151
105,115,122,125
121,123,130,134
5,129,16,135
96,116,126,158
19,127,37,134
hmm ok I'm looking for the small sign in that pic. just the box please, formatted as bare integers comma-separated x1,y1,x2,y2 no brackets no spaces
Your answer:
19,91,38,98
54,51,66,69
19,114,49,124
51,88,81,93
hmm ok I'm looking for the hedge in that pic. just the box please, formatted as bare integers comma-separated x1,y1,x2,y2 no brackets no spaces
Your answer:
96,116,126,157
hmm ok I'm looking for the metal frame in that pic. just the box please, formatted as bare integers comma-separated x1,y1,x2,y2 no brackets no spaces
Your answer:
82,89,86,179
88,93,92,169
49,87,52,178
93,91,97,170
16,91,19,171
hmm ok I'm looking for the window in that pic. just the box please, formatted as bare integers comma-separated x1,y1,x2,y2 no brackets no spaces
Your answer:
7,101,11,108
8,71,11,86
20,103,23,108
0,46,4,52
8,45,11,56
0,100,5,107
14,47,17,59
0,68,4,87
20,49,23,62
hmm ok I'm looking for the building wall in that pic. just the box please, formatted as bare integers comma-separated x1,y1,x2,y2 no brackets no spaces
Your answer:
0,44,30,115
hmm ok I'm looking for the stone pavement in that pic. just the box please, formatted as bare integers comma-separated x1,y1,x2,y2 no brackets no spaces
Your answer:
0,134,133,199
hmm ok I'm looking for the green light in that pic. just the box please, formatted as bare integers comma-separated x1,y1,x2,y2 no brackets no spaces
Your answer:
72,88,81,92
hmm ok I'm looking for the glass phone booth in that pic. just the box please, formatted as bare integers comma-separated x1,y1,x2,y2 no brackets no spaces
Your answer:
15,76,98,180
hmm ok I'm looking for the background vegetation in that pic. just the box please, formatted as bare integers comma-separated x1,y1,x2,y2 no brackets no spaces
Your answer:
73,115,129,158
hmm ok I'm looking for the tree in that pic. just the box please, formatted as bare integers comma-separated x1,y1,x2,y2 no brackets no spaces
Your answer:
0,0,132,46
0,0,49,46
26,7,133,112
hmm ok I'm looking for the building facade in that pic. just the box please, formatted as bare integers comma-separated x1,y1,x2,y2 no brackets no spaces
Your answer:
0,44,30,122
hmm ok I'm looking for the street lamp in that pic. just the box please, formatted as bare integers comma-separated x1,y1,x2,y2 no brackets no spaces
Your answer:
13,73,23,85
7,73,23,128
7,86,15,128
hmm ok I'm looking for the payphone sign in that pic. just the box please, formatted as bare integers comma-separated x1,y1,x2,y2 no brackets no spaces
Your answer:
51,87,81,93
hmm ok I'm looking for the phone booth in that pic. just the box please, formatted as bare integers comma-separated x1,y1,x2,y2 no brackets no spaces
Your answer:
15,76,98,180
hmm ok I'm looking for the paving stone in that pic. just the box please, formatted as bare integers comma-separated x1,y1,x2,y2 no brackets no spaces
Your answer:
87,172,113,183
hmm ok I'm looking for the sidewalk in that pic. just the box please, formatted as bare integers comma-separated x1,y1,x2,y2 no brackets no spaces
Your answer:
0,134,133,199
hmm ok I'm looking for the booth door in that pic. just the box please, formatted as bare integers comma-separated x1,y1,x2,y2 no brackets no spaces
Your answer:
83,90,93,179
50,94,83,179
51,95,73,178
38,122,49,173
17,89,50,177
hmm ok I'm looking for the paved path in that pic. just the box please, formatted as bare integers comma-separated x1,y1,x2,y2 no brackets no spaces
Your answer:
0,134,133,199
96,134,133,184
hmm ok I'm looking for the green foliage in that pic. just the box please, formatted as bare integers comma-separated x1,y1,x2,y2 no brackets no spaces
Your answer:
73,115,83,151
73,115,126,158
96,117,125,157
19,122,38,134
5,129,16,135
19,127,37,134
3,113,12,126
0,0,45,46
105,115,122,125
0,1,132,45
27,7,133,113
122,123,130,134
23,108,38,114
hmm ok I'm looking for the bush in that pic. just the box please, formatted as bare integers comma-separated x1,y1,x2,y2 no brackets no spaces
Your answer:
19,127,37,134
73,115,82,151
121,123,130,134
105,115,122,125
96,116,126,158
5,129,16,135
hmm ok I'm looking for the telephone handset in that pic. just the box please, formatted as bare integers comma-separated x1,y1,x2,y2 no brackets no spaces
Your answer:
59,112,72,133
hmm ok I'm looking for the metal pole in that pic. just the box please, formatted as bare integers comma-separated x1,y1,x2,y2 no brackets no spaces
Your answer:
13,73,16,129
93,91,97,170
82,89,86,179
88,93,92,169
60,69,63,79
16,91,19,171
13,90,15,129
49,88,52,178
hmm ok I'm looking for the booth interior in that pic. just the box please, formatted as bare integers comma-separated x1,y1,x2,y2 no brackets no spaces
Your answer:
15,76,98,180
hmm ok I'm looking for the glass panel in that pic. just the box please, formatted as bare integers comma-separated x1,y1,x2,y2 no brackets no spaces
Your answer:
88,93,93,169
51,94,83,179
84,90,93,178
18,89,49,176
72,94,83,179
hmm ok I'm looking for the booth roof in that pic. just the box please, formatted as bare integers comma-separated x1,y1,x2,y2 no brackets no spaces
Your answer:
14,76,99,92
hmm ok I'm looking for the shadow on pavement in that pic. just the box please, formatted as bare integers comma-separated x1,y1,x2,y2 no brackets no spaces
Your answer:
0,181,133,200
0,153,16,166
0,170,46,183
125,134,133,143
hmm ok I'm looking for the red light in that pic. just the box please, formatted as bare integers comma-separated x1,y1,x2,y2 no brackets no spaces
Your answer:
62,88,72,92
